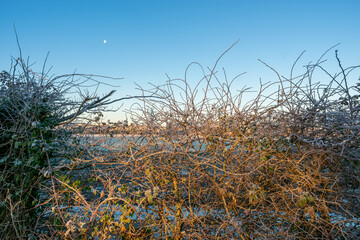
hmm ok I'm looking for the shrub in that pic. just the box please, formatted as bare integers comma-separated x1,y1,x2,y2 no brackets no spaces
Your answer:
44,47,360,239
0,55,123,239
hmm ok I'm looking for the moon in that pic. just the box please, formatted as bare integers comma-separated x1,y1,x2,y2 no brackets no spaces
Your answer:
103,40,107,44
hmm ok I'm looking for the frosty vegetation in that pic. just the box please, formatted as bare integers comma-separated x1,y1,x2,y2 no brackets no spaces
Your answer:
1,45,359,239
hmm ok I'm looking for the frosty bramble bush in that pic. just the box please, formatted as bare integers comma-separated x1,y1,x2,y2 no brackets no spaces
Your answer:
1,46,359,239
46,48,359,239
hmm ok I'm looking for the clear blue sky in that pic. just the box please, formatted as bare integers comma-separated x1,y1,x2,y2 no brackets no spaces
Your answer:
1,0,360,120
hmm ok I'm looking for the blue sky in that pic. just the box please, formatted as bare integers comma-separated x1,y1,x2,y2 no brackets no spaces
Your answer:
1,0,360,120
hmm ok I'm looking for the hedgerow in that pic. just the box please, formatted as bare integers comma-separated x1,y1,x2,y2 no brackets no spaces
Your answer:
1,45,359,239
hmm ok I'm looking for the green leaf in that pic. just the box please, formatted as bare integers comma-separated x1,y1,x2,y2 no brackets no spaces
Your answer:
14,141,21,149
297,195,307,208
0,156,9,163
14,159,23,167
